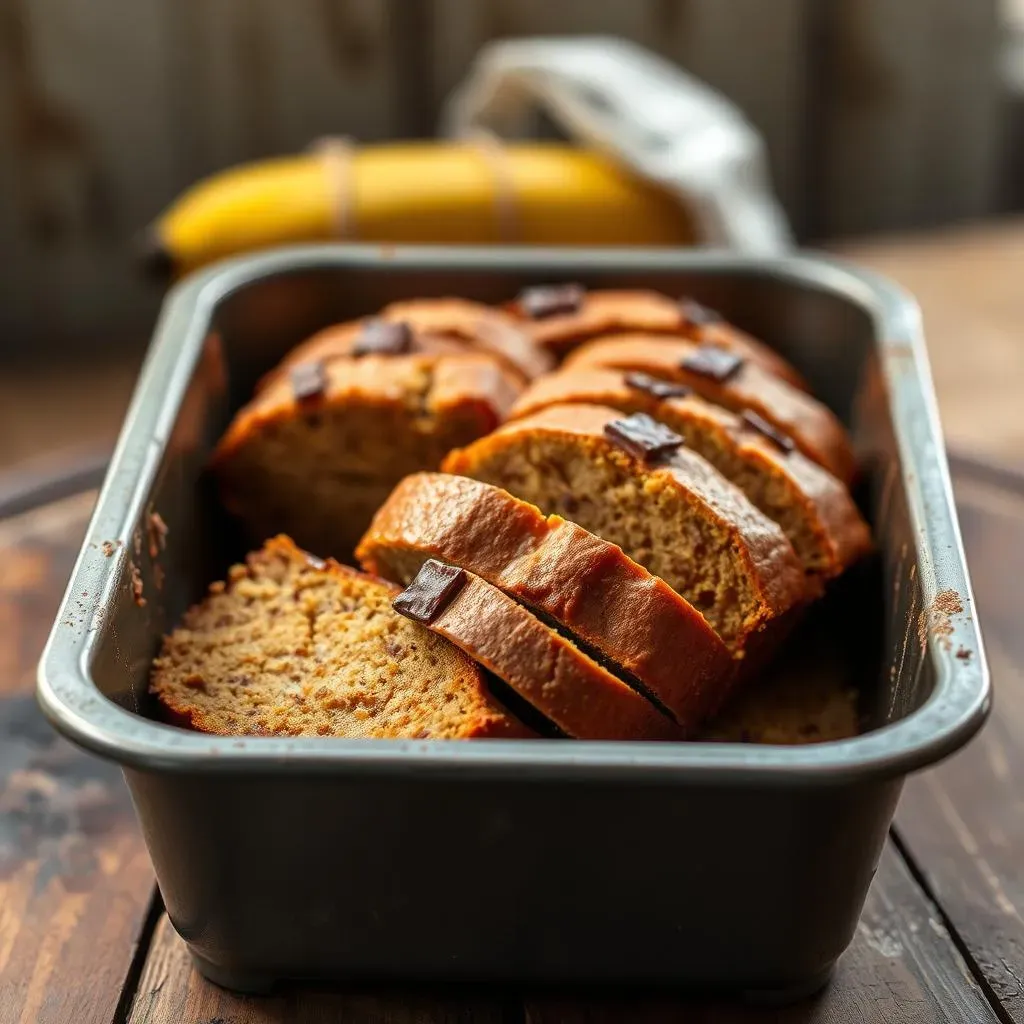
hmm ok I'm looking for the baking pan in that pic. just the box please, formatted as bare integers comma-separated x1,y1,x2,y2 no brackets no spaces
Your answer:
38,246,989,1000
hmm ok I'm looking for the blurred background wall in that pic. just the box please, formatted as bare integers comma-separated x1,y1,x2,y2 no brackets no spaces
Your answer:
0,0,1014,359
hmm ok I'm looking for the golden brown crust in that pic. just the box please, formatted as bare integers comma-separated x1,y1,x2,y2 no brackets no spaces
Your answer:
509,367,871,576
265,298,552,388
211,353,521,557
151,536,532,739
357,473,735,732
421,568,684,741
258,322,465,391
563,335,856,484
381,298,555,381
508,288,806,388
442,403,809,651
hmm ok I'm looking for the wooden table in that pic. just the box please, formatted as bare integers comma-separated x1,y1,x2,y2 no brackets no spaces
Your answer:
4,224,1024,1022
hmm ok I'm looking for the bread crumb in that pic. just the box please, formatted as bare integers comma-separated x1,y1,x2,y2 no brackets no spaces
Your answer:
130,563,146,607
148,510,169,558
917,588,963,649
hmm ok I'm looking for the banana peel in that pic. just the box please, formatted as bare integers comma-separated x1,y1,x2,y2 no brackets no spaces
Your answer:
142,142,697,279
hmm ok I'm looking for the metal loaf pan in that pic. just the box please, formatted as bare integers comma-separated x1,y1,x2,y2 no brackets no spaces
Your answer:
38,247,989,1001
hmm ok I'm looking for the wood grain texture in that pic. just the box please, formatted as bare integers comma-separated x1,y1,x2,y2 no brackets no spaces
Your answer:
894,465,1024,1022
0,0,173,348
0,0,403,356
127,914,510,1024
0,492,155,1024
818,0,1002,238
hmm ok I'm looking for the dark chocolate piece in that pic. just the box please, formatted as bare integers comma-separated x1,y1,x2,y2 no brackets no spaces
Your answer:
624,372,693,401
289,360,328,403
678,298,723,328
680,344,744,383
393,559,468,625
603,413,685,464
352,319,414,357
518,283,585,319
741,410,795,452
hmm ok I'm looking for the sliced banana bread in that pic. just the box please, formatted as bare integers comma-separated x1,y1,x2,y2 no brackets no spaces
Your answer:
357,473,734,731
380,298,555,380
150,536,530,739
267,300,551,387
212,352,521,558
507,285,805,387
509,367,871,577
392,559,683,740
442,404,808,652
563,335,856,484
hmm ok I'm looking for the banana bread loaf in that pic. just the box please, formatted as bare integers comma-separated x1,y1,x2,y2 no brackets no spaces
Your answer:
563,335,856,484
392,559,683,740
150,536,530,739
507,285,806,387
357,472,734,731
212,351,521,558
509,367,871,577
442,403,808,652
266,299,552,387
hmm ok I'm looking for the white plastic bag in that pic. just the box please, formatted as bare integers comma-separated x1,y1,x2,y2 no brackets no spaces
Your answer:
442,36,791,252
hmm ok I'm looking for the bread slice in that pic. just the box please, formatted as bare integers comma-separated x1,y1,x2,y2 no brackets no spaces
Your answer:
212,352,521,558
392,559,683,740
380,298,555,380
509,367,872,577
150,536,530,739
442,404,808,651
265,299,552,387
507,286,806,387
563,335,856,484
357,473,735,731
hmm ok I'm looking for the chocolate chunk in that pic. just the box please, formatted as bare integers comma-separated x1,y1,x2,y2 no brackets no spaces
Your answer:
290,360,328,403
352,319,413,357
393,560,468,625
680,344,744,383
741,410,795,452
678,298,723,328
518,283,585,319
624,372,693,401
603,413,685,464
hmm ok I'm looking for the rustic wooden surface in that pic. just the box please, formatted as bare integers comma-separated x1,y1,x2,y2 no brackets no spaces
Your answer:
0,492,156,1024
0,457,1016,1022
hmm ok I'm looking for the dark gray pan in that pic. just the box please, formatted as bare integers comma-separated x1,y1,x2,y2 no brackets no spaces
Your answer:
37,246,989,1001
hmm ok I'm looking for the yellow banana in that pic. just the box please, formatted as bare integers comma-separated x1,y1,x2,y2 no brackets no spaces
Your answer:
143,142,697,278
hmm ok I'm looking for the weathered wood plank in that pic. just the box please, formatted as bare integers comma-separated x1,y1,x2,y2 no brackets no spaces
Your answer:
127,914,510,1024
894,463,1024,1022
166,0,400,177
0,0,403,356
0,0,175,348
819,0,1002,238
428,0,809,228
0,491,156,1024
